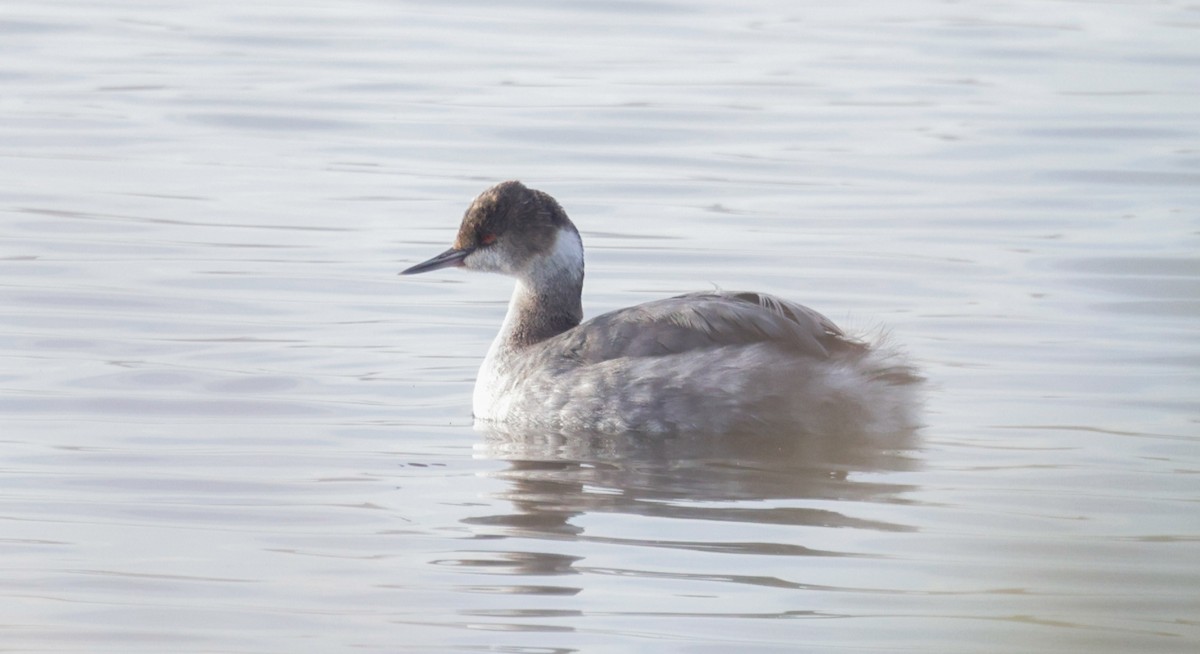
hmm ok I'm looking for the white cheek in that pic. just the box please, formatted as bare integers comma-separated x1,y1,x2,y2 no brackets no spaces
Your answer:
534,229,584,285
465,247,510,274
464,227,584,280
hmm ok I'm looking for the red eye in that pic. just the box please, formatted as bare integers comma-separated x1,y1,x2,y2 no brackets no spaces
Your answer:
480,233,497,246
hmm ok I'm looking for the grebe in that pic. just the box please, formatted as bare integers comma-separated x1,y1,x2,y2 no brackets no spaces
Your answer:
402,181,920,437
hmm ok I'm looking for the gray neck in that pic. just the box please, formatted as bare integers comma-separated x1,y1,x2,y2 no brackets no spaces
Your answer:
497,227,585,349
500,277,583,349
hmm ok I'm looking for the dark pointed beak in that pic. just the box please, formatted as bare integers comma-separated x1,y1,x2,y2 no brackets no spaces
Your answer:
400,247,474,275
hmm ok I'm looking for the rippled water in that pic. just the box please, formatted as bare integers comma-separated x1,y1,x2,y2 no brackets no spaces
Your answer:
2,1,1198,652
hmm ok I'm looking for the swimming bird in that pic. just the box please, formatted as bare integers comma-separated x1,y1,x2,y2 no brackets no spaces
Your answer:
402,181,921,437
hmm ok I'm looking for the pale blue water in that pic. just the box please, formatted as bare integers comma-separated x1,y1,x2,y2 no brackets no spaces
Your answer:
2,1,1198,652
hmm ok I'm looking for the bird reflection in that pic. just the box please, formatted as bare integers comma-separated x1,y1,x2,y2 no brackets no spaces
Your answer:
441,420,923,613
464,421,922,545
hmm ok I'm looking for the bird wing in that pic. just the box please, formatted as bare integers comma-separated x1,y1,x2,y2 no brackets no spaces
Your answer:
558,291,862,363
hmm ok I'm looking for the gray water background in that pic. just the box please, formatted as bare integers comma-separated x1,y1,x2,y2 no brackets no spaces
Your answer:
2,1,1198,652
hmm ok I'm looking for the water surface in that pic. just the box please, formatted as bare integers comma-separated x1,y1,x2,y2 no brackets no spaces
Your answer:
2,1,1198,652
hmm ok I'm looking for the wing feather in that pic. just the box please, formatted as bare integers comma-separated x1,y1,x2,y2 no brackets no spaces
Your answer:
559,291,862,363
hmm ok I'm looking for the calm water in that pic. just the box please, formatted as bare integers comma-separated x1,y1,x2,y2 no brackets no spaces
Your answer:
2,1,1198,652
